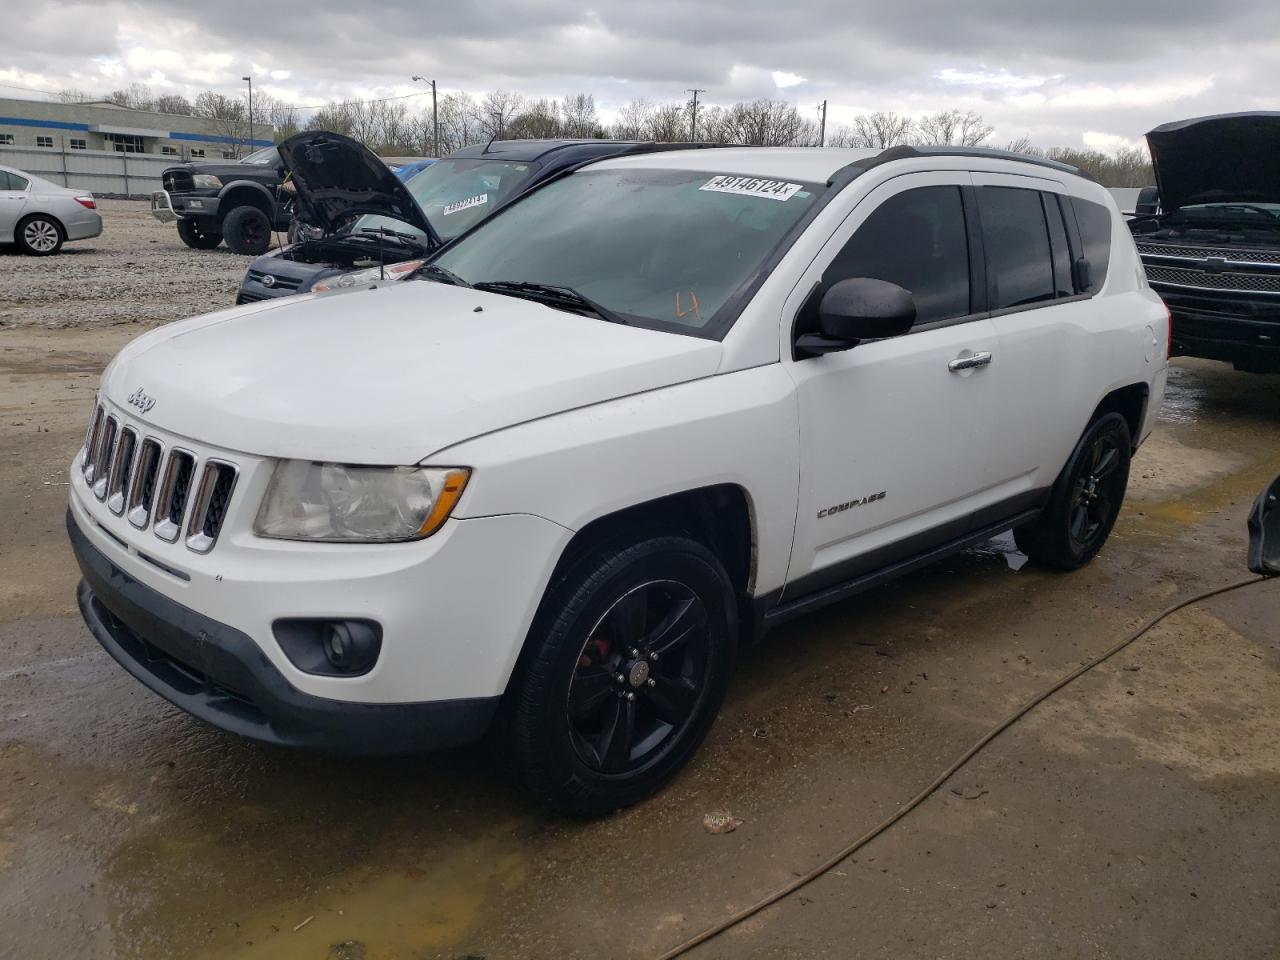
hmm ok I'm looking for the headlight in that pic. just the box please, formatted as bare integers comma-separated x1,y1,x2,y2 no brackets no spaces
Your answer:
254,461,470,542
191,174,223,189
312,259,424,293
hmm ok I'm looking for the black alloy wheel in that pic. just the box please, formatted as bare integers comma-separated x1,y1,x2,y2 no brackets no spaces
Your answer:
1015,412,1132,569
507,534,736,816
1067,429,1126,553
567,580,711,774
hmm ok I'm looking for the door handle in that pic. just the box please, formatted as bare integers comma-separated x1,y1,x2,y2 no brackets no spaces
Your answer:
948,351,993,373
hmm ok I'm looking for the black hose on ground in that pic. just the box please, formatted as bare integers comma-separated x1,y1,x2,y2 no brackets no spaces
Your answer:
656,573,1273,960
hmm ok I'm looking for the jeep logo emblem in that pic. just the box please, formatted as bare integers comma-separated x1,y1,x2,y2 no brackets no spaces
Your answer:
128,387,157,414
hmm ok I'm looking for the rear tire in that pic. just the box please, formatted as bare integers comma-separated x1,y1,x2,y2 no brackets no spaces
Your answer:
176,218,222,250
508,534,737,817
221,205,272,256
1014,412,1132,570
16,215,64,256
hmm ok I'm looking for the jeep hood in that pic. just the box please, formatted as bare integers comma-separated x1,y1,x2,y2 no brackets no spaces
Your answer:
1146,112,1280,211
100,282,721,464
279,130,437,243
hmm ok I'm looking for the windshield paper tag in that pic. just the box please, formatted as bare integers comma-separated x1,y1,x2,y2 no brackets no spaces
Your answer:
442,193,489,216
699,176,803,201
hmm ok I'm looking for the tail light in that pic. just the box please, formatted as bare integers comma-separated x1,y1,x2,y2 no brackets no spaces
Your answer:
74,196,96,209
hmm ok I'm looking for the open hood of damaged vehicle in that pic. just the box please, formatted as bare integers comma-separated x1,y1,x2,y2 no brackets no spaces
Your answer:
1146,112,1280,212
279,130,439,244
99,282,721,465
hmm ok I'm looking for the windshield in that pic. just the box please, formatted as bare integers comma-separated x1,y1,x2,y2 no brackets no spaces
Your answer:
345,157,533,242
242,147,279,165
431,168,824,337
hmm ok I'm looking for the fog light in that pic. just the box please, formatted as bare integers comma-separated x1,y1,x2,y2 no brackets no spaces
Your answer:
323,621,379,672
273,618,382,677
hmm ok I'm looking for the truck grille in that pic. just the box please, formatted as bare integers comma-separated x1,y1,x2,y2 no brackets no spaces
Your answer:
1144,264,1280,295
80,402,239,554
1136,242,1280,265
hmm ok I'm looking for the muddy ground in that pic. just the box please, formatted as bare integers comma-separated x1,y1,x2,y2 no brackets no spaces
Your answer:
1,203,1278,959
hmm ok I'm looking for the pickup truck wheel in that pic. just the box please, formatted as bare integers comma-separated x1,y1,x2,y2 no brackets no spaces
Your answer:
1014,412,1131,570
16,215,64,256
221,206,272,256
175,217,222,250
509,535,736,816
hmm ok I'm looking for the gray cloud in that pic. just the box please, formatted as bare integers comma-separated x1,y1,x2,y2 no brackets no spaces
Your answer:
4,0,1278,148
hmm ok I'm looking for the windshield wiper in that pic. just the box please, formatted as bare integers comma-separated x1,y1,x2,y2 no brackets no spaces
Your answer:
359,226,430,249
414,263,472,287
472,281,627,324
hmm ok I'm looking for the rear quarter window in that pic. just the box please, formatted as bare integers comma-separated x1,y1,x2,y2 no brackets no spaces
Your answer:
1070,198,1113,293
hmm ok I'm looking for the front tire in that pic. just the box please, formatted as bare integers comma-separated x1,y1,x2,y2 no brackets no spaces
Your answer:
508,535,737,817
16,215,64,255
176,217,222,250
1014,412,1132,570
221,205,272,255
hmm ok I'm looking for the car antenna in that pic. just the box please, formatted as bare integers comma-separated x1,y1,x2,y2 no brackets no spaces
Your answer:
482,134,497,155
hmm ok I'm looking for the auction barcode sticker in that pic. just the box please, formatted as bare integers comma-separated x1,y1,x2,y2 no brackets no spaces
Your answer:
699,175,803,201
442,193,489,216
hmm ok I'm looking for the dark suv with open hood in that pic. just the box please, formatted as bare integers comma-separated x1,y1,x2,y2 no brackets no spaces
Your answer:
1129,112,1280,372
235,135,718,304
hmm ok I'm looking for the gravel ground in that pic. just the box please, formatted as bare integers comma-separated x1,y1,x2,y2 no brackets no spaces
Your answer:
0,199,258,329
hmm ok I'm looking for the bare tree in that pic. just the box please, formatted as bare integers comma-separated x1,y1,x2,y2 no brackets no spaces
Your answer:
153,94,194,116
265,98,302,141
847,111,914,148
105,83,155,111
914,110,993,146
645,102,689,141
476,90,524,140
508,98,562,139
56,88,95,104
428,92,479,154
1002,134,1039,156
609,99,655,140
721,99,811,146
560,93,600,138
1045,146,1153,186
193,91,248,153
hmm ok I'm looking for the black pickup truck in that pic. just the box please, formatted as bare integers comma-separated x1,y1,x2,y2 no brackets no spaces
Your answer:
150,146,292,255
1129,112,1280,373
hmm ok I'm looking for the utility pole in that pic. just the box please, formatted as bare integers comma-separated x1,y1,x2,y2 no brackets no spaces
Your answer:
242,76,253,155
818,100,827,148
412,76,439,156
688,88,706,140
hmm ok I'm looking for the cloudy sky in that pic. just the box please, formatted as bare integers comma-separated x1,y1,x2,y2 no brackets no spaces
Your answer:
4,0,1278,150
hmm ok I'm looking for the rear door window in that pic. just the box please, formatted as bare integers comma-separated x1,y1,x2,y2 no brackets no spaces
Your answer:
1043,193,1075,298
1069,198,1113,293
816,184,971,325
979,186,1054,310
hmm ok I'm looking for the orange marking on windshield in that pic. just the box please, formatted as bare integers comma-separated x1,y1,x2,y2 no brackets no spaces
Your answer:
675,291,702,324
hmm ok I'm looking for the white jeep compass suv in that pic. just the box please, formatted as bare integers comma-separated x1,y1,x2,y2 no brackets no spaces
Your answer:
69,145,1169,815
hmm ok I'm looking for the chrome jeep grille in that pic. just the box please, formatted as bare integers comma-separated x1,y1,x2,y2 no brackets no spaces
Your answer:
1144,264,1280,295
79,401,239,554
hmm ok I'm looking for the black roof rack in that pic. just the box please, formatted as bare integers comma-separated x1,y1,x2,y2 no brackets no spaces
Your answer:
829,144,1095,185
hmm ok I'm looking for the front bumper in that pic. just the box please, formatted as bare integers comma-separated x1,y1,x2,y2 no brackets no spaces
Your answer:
236,249,340,304
69,510,500,754
151,189,220,224
1156,286,1280,371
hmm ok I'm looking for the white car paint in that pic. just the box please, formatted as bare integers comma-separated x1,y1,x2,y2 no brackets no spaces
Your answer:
70,147,1168,718
0,163,102,248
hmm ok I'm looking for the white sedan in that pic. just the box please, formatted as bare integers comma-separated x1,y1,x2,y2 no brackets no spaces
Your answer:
0,163,102,256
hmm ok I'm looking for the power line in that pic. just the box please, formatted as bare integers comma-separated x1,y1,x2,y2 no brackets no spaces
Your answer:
0,79,433,113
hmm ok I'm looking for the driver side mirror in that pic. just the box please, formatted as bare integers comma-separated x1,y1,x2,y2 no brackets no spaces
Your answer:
1248,474,1280,576
795,278,916,359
